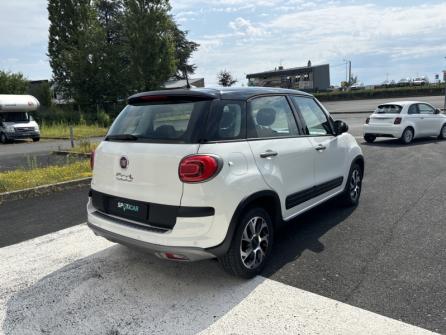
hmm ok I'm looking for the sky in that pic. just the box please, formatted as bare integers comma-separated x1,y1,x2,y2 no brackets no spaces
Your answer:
1,0,446,87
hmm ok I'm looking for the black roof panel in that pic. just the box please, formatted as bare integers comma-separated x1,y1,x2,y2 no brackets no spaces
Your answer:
128,87,311,103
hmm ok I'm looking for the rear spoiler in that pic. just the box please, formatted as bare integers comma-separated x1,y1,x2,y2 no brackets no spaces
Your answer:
128,89,218,105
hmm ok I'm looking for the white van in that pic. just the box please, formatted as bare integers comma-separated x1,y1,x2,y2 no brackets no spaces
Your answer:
0,95,41,144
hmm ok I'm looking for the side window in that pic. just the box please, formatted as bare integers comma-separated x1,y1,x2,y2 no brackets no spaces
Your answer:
408,104,419,114
418,104,435,114
291,96,332,136
206,100,246,141
247,96,299,139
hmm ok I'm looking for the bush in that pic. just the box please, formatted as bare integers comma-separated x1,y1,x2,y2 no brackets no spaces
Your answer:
33,104,114,127
315,84,446,101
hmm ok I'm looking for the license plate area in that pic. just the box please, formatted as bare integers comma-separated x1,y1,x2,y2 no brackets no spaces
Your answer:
91,190,178,230
108,197,148,222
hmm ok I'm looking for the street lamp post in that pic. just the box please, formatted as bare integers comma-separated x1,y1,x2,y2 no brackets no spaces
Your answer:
444,57,446,111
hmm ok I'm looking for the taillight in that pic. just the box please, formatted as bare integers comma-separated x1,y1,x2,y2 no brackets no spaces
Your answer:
394,117,402,125
90,150,95,170
179,155,221,183
366,117,370,124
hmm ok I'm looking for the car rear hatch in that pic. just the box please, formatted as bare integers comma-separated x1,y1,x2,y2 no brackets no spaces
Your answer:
91,92,215,218
369,104,402,125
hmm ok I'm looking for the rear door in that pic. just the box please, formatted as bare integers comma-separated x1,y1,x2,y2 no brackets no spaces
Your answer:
92,97,211,206
246,95,316,219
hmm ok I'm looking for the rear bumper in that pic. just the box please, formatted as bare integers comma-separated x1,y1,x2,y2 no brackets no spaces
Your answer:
363,124,403,138
88,221,215,261
87,198,224,261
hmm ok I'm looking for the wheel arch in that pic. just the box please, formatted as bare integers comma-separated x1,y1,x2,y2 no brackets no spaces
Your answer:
351,154,365,177
206,190,282,257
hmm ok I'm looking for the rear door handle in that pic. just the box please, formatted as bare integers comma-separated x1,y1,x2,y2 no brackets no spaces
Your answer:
260,150,278,158
315,144,326,152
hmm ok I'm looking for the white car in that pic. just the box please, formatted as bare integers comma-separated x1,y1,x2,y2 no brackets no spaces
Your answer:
363,101,446,144
87,87,364,278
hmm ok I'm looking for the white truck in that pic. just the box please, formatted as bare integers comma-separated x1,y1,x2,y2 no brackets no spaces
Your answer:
0,95,41,144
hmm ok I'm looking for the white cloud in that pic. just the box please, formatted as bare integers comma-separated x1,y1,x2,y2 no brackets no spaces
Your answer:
0,0,48,48
229,17,265,37
186,2,446,85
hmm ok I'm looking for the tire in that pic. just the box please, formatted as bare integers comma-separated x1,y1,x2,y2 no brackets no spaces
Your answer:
438,124,446,140
400,127,414,144
219,207,274,279
364,134,376,143
339,163,363,207
32,137,40,142
0,133,8,144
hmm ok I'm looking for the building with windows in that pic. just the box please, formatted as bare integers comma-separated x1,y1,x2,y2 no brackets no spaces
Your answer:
246,62,330,91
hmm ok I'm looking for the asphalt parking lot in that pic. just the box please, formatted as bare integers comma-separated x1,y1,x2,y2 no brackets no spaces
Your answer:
1,112,445,334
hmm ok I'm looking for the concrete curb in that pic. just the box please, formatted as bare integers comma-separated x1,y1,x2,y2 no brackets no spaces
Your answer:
0,177,91,204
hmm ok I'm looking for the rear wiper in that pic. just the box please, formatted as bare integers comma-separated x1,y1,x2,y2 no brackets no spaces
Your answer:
105,134,139,141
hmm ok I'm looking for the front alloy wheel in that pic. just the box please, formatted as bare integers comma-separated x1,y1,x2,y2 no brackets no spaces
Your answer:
349,168,362,203
220,207,273,278
340,163,363,206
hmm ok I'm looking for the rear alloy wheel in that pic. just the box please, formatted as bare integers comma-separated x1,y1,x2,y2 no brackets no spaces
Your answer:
401,127,414,144
340,163,363,207
219,207,273,279
0,133,8,144
364,134,376,143
438,124,446,140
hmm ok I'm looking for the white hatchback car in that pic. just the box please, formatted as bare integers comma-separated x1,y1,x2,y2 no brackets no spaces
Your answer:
363,101,446,144
87,87,364,278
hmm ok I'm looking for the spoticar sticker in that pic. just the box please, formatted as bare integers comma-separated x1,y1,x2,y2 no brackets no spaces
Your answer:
117,202,140,213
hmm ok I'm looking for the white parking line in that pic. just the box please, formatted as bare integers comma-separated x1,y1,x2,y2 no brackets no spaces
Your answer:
0,225,438,335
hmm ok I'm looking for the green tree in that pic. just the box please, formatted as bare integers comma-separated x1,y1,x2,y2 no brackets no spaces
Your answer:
123,0,176,91
27,82,52,108
48,0,199,107
217,70,237,87
94,0,129,101
170,24,199,79
0,70,28,94
48,0,94,103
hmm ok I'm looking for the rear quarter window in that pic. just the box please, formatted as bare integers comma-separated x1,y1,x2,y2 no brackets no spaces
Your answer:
205,100,246,141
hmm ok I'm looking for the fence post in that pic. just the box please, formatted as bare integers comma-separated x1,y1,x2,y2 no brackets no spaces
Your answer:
70,126,74,148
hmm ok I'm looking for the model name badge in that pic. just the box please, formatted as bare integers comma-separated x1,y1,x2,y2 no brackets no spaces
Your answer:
116,172,134,182
117,202,139,213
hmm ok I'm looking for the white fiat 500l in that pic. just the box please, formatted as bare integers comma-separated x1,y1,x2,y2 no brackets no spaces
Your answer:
87,87,364,278
363,101,446,144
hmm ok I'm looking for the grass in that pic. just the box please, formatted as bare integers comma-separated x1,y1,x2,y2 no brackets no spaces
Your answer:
0,160,91,193
68,139,99,154
40,123,108,139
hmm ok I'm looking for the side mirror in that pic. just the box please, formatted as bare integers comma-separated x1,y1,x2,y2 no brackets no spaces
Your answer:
334,120,349,136
435,108,441,114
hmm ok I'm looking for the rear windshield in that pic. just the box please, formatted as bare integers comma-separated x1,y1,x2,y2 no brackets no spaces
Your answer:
375,105,402,114
0,112,29,123
107,100,211,143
